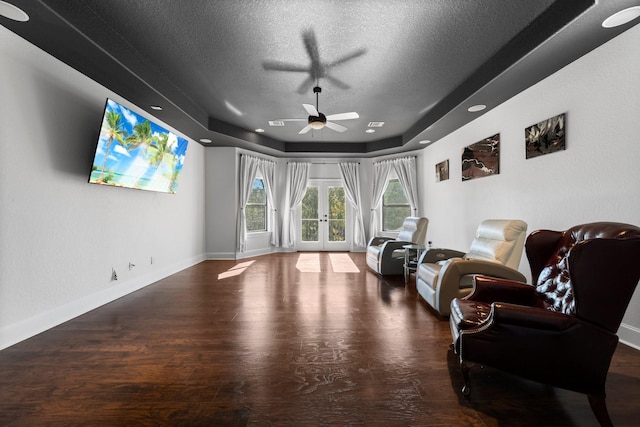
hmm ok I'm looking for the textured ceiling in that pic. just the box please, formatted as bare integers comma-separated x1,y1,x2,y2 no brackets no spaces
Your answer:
2,0,640,156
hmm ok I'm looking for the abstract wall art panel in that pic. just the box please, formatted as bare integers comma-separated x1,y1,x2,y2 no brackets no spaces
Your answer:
436,159,449,182
525,113,566,159
462,133,500,181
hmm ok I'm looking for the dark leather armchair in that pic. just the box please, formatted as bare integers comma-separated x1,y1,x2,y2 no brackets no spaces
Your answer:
449,222,640,427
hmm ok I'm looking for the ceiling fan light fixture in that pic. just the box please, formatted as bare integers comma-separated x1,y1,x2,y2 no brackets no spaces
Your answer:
310,120,325,130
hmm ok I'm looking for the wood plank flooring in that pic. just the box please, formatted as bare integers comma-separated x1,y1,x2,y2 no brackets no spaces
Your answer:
1,252,639,426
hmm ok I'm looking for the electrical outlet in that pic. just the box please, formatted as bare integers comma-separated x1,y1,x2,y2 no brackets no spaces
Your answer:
129,262,135,270
111,268,118,281
151,256,155,265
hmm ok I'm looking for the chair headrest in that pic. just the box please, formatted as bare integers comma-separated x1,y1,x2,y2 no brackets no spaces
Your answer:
466,219,528,268
397,217,429,244
476,219,528,241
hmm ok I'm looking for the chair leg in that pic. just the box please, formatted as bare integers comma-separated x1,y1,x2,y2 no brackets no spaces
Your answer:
588,394,613,427
460,360,471,396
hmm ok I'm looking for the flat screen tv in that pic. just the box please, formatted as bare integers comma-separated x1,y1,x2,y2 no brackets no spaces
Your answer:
89,99,188,193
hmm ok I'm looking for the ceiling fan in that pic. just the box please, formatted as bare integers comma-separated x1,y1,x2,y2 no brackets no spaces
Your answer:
276,86,359,134
263,28,367,94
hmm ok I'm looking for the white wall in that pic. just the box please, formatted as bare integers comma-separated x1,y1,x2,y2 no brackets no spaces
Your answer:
0,26,206,349
418,23,640,347
204,147,238,259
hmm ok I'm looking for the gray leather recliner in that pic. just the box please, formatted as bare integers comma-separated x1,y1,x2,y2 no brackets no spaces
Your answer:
366,217,429,275
416,219,528,316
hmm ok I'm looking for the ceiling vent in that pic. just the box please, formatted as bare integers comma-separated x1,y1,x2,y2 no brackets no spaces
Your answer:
268,120,285,127
368,121,385,127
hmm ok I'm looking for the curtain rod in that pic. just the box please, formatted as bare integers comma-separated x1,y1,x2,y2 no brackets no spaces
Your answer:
373,155,417,163
287,161,360,164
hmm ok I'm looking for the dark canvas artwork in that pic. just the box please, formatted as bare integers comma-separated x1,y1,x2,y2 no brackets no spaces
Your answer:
525,113,566,159
436,159,449,182
462,134,500,181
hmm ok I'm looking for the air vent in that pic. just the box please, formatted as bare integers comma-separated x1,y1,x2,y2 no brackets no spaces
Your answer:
269,120,285,127
368,121,385,127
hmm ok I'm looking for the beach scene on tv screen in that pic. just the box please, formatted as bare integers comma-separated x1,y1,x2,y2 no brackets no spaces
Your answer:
89,99,188,193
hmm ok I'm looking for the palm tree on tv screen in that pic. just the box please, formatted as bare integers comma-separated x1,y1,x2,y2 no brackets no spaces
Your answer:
98,110,127,182
126,120,155,188
147,132,178,191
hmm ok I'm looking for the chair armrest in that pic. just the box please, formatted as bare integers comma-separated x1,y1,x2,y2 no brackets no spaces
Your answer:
466,275,536,305
441,258,527,283
418,248,466,264
379,240,414,255
491,302,574,331
367,236,394,247
434,258,527,315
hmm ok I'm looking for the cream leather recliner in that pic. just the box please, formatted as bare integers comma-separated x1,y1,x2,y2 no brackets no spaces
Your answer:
366,217,429,275
416,219,527,316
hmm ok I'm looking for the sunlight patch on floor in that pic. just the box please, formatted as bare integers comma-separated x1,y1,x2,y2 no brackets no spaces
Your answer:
218,260,256,279
295,253,360,273
296,253,322,272
329,253,360,273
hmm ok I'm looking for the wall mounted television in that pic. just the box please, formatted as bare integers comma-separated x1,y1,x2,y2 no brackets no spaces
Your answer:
89,99,188,193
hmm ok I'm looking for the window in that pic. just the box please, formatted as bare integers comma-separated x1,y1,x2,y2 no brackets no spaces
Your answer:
246,177,267,232
382,178,410,231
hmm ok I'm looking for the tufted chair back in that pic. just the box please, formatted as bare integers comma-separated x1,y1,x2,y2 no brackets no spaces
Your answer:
528,222,640,331
396,216,429,245
465,219,528,270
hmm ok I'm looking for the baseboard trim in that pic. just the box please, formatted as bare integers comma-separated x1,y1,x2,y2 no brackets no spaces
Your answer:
206,251,237,260
619,322,640,350
0,254,205,351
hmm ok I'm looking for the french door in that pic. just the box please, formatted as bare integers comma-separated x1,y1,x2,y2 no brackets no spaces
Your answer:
296,179,350,251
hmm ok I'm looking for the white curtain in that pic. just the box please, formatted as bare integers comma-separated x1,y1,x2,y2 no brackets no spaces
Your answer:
237,154,261,252
261,159,280,247
392,156,419,215
339,162,366,247
369,159,392,240
282,162,310,248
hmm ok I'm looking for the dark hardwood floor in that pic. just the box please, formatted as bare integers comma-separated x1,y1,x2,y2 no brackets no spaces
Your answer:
1,252,639,426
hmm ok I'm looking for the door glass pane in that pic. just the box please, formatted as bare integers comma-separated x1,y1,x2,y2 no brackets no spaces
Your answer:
301,186,319,242
328,186,345,242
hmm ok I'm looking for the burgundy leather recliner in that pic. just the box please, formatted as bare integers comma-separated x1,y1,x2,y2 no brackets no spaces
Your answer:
449,222,640,427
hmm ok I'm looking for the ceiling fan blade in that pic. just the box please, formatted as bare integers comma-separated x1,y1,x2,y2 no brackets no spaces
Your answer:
262,60,309,72
325,121,348,132
303,104,319,116
325,75,351,90
327,48,367,68
296,76,315,94
326,112,359,121
302,29,321,66
299,124,313,135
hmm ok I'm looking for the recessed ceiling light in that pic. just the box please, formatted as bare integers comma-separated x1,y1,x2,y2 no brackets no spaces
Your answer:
199,138,212,143
365,129,376,133
468,104,487,113
150,105,162,111
0,1,29,22
418,140,431,145
602,6,640,28
255,128,265,133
